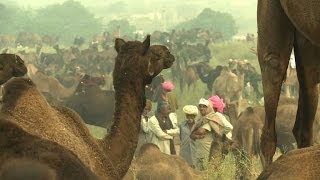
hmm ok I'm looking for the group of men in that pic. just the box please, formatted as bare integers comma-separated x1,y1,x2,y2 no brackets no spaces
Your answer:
136,81,233,171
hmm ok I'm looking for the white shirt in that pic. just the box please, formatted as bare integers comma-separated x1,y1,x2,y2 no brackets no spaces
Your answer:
215,112,233,140
148,115,180,155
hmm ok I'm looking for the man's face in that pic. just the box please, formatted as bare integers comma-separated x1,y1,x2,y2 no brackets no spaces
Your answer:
143,105,152,116
185,114,196,124
198,104,208,116
160,106,170,116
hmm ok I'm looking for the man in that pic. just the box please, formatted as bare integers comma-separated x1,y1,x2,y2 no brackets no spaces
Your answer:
156,81,179,114
191,97,233,171
148,101,180,155
190,98,215,170
208,95,233,140
179,105,198,168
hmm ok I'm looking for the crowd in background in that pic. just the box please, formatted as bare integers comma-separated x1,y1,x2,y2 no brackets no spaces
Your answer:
136,80,234,171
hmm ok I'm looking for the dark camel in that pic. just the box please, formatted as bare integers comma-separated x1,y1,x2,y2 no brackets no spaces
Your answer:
64,74,115,128
195,62,223,92
0,119,100,180
0,159,57,180
0,35,174,179
258,0,320,167
0,54,28,84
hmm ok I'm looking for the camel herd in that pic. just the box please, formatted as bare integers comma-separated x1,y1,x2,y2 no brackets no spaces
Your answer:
1,3,320,176
0,36,177,179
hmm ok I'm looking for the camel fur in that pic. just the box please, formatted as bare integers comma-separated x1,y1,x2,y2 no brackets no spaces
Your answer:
124,144,202,180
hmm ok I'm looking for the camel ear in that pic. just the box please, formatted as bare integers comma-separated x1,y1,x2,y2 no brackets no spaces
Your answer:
141,35,150,55
114,38,126,53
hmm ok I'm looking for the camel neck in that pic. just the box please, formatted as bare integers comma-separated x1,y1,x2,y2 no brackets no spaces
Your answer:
102,80,145,178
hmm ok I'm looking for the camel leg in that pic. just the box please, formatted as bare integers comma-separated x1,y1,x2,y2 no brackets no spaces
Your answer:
292,34,319,147
293,70,318,148
259,54,288,168
257,0,294,168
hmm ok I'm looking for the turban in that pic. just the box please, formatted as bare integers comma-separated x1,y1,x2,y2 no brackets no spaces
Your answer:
162,81,175,91
183,105,199,115
208,95,225,113
198,98,210,107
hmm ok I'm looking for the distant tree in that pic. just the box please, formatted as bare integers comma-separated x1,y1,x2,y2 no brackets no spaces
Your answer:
174,8,238,40
0,4,32,34
0,1,103,44
106,19,136,39
105,1,128,15
33,0,103,44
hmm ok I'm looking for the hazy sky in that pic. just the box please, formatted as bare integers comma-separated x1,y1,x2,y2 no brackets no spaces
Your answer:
10,0,257,13
5,0,258,33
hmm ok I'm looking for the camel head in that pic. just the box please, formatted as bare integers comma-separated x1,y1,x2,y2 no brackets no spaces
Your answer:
114,35,175,85
0,54,27,85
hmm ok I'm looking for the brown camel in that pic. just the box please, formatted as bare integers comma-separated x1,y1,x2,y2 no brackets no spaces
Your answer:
0,159,57,180
26,63,82,102
124,144,202,180
258,0,320,167
212,65,245,104
0,119,99,180
257,144,320,180
180,64,199,92
232,106,264,179
0,54,27,84
0,35,174,179
234,98,320,178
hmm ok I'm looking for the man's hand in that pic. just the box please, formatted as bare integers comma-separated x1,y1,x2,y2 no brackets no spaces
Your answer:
190,133,205,140
190,133,197,141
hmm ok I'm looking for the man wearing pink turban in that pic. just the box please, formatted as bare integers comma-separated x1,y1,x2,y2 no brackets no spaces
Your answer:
162,81,175,91
156,81,179,114
208,95,233,140
190,96,233,171
208,95,225,113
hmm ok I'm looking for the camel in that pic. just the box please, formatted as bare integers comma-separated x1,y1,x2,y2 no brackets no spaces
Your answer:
232,106,266,179
194,62,223,92
0,54,28,84
234,98,320,179
124,144,202,180
212,65,245,104
0,35,174,179
0,159,57,180
26,63,81,102
180,64,199,93
257,144,320,180
64,75,115,128
0,119,99,180
258,0,320,167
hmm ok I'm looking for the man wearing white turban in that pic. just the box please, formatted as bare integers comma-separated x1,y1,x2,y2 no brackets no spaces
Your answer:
179,105,199,168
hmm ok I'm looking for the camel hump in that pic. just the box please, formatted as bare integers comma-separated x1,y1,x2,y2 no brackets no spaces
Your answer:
137,143,160,157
